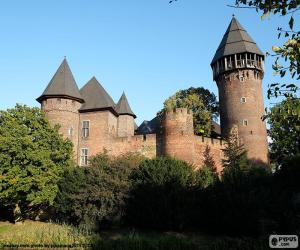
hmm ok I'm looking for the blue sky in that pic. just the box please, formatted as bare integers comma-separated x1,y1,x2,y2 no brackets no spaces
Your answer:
0,0,296,124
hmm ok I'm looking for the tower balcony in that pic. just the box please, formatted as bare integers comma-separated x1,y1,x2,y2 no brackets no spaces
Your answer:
212,52,264,81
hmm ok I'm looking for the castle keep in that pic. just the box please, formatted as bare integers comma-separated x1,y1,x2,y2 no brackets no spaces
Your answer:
37,17,269,170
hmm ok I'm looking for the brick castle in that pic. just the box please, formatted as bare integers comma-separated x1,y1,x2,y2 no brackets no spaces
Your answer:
37,17,269,171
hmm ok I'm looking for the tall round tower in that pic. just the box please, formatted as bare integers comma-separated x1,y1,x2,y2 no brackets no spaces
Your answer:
36,59,84,159
211,17,268,165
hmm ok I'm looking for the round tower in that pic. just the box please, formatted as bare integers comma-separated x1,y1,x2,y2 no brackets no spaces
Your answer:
161,108,195,164
37,59,84,159
211,17,268,165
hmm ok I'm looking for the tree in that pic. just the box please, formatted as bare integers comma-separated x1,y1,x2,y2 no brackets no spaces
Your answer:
222,126,250,173
158,87,219,136
54,152,144,229
126,157,198,230
267,98,300,165
0,104,73,221
203,145,217,173
232,0,300,99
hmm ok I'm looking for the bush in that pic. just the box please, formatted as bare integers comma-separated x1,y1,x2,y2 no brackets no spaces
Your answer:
53,153,144,230
125,157,199,230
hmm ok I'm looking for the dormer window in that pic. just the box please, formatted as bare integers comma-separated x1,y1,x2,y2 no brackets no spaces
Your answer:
82,121,89,138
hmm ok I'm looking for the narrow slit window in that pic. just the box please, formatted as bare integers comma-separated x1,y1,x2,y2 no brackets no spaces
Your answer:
82,121,90,138
80,148,89,166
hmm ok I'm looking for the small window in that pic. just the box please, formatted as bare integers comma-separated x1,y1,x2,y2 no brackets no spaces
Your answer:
241,97,246,103
239,76,245,82
72,100,75,106
242,119,248,126
57,98,61,103
68,127,73,137
82,121,89,138
80,148,89,166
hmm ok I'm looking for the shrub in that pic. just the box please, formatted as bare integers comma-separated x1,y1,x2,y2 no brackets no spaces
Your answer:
54,152,144,230
126,157,199,230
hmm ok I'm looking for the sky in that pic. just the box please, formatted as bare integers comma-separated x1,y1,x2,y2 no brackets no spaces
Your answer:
0,0,297,125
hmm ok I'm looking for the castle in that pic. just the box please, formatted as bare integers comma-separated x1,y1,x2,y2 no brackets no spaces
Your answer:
37,17,269,171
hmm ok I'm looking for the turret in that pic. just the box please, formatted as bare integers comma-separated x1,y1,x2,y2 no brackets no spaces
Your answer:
161,108,195,164
36,58,84,159
211,17,268,165
116,92,136,137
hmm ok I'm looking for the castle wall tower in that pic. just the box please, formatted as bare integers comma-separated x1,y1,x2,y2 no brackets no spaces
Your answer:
36,59,84,159
116,92,136,137
211,17,268,165
161,108,195,164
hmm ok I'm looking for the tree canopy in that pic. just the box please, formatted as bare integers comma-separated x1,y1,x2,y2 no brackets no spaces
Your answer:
0,104,73,220
158,87,219,136
267,98,300,165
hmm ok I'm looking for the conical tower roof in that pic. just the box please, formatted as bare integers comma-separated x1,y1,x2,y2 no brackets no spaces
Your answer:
37,58,83,103
79,77,117,115
211,17,264,65
115,92,136,118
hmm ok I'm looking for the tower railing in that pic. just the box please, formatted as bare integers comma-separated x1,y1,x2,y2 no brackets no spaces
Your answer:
212,53,264,80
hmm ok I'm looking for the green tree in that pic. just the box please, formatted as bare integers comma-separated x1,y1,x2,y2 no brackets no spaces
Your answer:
267,98,300,165
54,153,144,229
159,87,219,136
203,145,217,173
126,157,198,230
0,104,73,221
222,127,250,177
232,0,300,99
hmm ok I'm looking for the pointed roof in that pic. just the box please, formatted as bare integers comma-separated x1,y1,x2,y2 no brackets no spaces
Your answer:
37,58,83,103
79,77,117,115
115,92,136,118
211,17,264,65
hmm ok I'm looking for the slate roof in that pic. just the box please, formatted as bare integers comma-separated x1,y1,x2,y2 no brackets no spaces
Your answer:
37,59,84,103
136,116,221,137
136,116,160,135
211,17,264,65
79,77,117,114
115,92,136,118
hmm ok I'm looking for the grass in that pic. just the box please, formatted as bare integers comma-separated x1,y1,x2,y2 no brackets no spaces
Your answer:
0,221,269,250
0,220,96,247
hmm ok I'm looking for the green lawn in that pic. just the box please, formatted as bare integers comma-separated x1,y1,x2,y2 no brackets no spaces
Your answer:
0,221,268,250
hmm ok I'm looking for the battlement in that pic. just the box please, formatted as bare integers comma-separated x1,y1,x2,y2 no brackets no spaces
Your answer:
164,108,193,118
194,135,225,147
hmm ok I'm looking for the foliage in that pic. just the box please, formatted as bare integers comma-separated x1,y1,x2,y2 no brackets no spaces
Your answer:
126,157,199,230
203,145,217,173
0,104,73,221
158,87,219,136
195,166,218,189
266,98,300,165
233,0,300,99
54,153,144,230
222,127,249,172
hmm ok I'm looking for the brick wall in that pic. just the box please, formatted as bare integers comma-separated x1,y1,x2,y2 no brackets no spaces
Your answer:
42,98,81,159
217,69,269,164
